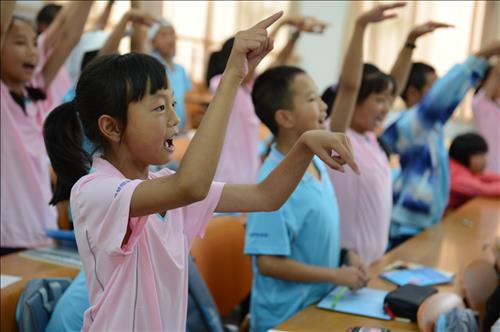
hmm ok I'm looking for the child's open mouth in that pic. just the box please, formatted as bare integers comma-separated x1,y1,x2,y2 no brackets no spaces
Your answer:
165,138,175,153
22,62,36,72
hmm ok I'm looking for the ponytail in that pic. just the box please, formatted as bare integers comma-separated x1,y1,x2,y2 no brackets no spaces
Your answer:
43,102,91,205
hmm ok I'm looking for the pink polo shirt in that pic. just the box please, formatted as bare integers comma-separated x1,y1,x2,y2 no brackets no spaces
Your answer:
72,157,224,331
210,75,261,184
472,91,500,173
0,75,57,248
328,129,392,266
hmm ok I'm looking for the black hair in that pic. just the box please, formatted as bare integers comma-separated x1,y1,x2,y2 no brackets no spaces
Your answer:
322,63,395,117
401,62,436,103
449,132,488,168
36,4,62,34
252,66,305,136
206,37,234,88
44,53,169,204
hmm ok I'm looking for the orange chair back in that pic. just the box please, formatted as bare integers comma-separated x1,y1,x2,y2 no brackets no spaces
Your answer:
462,259,498,325
190,215,252,316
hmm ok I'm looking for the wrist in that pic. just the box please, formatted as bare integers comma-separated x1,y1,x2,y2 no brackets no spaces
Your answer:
355,19,368,29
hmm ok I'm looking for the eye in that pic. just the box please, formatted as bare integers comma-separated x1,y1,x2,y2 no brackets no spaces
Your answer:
153,105,165,112
172,100,177,108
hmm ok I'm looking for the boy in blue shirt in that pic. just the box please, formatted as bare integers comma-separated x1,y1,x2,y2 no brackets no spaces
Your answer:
245,66,369,332
381,42,499,245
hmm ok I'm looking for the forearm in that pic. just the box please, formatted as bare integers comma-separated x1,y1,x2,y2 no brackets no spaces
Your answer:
257,255,335,283
176,72,241,197
130,22,148,53
390,34,417,98
0,0,16,50
269,30,299,68
98,14,129,56
329,21,366,133
91,1,113,31
452,178,500,198
215,135,313,212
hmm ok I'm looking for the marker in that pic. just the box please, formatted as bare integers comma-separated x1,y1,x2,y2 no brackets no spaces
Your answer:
331,287,348,309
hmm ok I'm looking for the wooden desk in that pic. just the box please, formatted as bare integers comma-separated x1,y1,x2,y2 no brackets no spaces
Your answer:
1,253,80,332
277,197,500,331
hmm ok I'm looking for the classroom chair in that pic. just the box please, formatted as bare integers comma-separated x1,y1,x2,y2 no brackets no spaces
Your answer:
461,259,498,328
190,214,252,319
417,292,465,332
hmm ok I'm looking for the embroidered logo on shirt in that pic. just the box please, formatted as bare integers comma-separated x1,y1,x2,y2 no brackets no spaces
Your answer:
114,180,131,198
250,232,268,238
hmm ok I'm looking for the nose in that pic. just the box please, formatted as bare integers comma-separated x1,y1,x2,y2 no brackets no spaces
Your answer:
167,109,180,127
319,97,328,115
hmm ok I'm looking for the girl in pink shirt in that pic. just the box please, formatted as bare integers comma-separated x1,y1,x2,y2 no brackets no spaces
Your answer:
447,133,500,211
43,14,359,331
0,1,92,254
322,4,450,264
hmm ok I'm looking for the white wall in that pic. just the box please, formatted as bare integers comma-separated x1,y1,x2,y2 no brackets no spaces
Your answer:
294,1,349,92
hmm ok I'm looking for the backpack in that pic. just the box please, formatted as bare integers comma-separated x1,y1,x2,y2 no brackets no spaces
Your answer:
16,278,72,332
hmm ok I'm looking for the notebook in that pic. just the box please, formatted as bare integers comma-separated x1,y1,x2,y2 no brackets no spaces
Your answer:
379,261,453,287
20,247,82,269
317,287,391,320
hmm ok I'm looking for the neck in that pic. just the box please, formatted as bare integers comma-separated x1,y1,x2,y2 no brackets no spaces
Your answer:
350,123,367,135
159,53,174,68
102,149,149,180
275,130,301,156
1,74,25,95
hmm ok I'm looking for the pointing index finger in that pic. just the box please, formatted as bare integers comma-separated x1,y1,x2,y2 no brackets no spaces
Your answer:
253,11,284,29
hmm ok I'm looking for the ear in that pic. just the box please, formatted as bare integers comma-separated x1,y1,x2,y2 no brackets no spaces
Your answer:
98,115,123,144
274,109,295,130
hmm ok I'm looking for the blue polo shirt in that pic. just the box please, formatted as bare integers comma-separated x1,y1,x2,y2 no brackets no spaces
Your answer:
245,144,341,332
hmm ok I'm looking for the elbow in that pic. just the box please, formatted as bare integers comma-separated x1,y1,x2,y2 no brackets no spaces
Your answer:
258,184,282,212
256,256,275,277
177,178,210,203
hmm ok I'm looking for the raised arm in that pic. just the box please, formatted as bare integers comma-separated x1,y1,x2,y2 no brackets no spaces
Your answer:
89,0,114,31
215,130,359,213
130,12,283,217
480,60,500,101
330,2,406,133
390,21,453,99
268,16,328,68
98,9,156,56
0,0,16,50
42,1,93,88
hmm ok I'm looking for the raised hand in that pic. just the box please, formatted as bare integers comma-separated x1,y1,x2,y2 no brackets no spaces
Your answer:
407,21,453,43
286,16,328,33
476,40,500,59
302,130,360,174
126,9,158,26
225,11,283,82
357,2,406,26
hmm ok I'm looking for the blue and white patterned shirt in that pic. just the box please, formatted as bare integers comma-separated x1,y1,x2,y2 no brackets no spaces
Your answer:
381,56,489,237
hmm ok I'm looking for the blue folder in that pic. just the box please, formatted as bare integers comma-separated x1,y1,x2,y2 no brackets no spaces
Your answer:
317,287,391,320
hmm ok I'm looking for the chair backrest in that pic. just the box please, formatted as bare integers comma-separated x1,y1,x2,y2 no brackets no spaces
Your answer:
417,292,465,332
190,215,252,316
461,259,498,325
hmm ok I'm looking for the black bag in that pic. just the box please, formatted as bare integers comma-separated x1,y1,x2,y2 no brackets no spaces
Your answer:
384,284,437,321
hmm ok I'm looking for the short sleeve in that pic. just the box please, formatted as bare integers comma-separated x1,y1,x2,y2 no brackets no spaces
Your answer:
182,181,225,244
244,208,292,256
71,175,147,256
